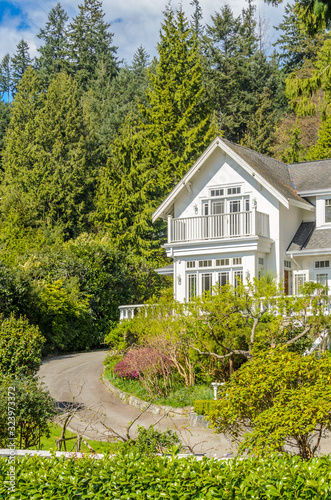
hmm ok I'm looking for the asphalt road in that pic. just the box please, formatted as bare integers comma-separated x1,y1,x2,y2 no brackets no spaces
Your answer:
38,350,233,458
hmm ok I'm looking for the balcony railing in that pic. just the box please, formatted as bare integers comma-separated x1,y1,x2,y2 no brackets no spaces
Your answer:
168,210,269,243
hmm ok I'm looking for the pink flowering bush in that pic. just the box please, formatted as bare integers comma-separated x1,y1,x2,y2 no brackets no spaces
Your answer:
113,348,173,396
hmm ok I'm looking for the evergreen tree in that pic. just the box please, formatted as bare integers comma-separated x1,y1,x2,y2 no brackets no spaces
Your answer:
205,2,284,142
140,5,215,188
274,2,329,74
67,0,118,90
11,40,32,95
94,116,165,260
307,112,331,159
241,87,277,155
0,54,12,103
1,70,97,238
281,125,306,162
36,2,69,87
0,100,11,168
190,0,204,38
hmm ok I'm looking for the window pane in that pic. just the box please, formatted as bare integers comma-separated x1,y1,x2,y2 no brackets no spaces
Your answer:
218,272,229,286
188,274,197,300
202,273,212,293
234,271,243,288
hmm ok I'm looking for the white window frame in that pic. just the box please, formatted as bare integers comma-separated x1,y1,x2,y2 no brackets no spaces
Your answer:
325,199,331,225
293,270,309,295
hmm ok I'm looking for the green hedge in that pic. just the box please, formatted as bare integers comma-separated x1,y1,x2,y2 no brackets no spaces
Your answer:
2,453,331,499
194,399,218,415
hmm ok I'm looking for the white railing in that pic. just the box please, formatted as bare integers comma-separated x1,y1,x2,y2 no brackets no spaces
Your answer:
168,210,269,243
118,304,147,321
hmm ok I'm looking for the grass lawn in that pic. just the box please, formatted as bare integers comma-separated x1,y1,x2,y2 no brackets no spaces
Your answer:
31,423,121,454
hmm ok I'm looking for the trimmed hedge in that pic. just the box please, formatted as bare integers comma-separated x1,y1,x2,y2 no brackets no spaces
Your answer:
2,453,331,499
194,399,218,415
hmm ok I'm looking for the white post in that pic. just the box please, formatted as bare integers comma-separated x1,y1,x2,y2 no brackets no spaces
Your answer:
252,206,256,236
168,215,172,243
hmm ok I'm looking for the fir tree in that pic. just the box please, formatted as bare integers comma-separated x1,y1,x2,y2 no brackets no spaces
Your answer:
11,40,32,95
1,70,97,238
307,112,331,159
0,54,12,103
67,0,118,90
140,5,215,188
94,116,165,260
36,2,69,87
281,125,306,162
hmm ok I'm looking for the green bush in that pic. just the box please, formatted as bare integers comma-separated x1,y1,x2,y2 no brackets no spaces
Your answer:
0,375,57,449
0,313,45,376
1,453,331,498
194,400,218,415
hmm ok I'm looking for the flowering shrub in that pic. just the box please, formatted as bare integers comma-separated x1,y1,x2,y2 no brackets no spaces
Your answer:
113,348,173,396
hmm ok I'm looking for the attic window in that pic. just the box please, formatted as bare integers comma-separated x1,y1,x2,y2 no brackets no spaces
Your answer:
199,260,212,268
227,186,241,195
210,189,224,197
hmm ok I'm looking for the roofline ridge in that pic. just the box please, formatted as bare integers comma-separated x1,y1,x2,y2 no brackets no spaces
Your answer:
289,158,331,165
222,138,288,167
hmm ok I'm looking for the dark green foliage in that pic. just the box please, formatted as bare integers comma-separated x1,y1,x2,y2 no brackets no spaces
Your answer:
11,39,32,95
67,0,118,91
2,453,331,498
1,69,98,239
0,100,10,167
193,399,218,416
205,2,285,143
0,314,45,376
10,234,165,352
36,2,69,87
0,375,56,449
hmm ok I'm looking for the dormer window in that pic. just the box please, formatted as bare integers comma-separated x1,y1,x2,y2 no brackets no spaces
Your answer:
325,199,331,224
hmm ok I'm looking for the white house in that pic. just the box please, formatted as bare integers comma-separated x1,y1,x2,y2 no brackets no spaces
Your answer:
119,137,331,319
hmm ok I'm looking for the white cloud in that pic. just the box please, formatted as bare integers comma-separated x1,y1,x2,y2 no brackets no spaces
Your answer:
0,0,289,64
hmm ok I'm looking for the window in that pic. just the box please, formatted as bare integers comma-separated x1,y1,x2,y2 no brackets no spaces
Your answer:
284,260,292,269
188,274,197,300
316,273,328,287
233,258,242,265
234,270,243,289
218,272,230,286
210,188,224,197
315,260,330,269
201,273,212,293
227,186,241,195
326,199,331,224
186,261,196,269
294,272,308,294
258,258,264,266
199,260,212,268
216,258,230,267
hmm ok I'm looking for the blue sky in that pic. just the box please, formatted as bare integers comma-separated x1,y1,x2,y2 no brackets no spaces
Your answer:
0,0,289,65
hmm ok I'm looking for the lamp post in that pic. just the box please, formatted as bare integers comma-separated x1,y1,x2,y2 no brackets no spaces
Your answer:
211,382,224,400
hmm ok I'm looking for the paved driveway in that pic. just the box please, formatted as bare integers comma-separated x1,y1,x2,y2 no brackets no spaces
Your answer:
38,350,233,458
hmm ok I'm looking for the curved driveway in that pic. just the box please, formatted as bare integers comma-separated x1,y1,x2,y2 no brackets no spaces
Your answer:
38,350,233,458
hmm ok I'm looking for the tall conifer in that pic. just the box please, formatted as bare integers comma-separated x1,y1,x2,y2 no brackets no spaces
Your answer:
11,40,32,95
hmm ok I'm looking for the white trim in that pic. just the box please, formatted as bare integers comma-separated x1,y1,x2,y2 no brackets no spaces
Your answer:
152,138,300,222
288,199,315,211
287,248,331,257
297,188,331,196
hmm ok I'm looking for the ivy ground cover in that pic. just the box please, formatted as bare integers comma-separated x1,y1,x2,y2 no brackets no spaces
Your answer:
1,452,331,499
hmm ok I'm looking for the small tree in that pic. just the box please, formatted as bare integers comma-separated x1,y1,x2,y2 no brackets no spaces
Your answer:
0,375,56,449
208,349,331,459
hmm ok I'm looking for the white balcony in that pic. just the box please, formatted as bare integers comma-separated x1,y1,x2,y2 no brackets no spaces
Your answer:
168,210,269,244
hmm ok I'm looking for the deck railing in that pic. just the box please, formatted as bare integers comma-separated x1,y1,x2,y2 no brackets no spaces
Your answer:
168,210,269,243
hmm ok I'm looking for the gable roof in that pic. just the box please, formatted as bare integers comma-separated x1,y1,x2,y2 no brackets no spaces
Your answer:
152,138,309,222
288,159,331,193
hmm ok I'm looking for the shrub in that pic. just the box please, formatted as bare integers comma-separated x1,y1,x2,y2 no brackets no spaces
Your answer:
0,375,57,449
194,400,218,416
113,347,173,396
131,426,180,455
208,348,331,459
0,313,45,376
